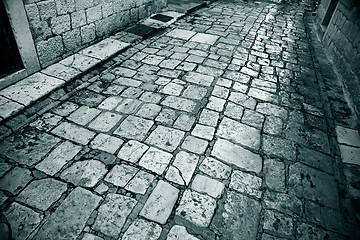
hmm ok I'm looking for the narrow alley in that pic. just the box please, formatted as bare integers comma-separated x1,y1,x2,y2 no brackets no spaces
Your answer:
0,0,359,239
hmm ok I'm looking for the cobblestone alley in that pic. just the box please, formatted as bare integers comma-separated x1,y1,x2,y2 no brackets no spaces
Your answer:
0,0,359,239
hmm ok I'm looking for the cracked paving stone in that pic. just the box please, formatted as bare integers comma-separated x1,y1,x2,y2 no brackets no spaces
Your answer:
288,162,339,208
228,91,257,109
173,113,196,131
199,157,232,179
146,125,185,152
167,225,200,240
0,128,61,166
156,108,177,125
183,72,214,87
248,88,278,104
33,187,101,239
93,193,137,238
0,167,32,195
17,178,67,211
35,141,82,176
211,190,261,240
125,170,155,194
29,112,62,131
52,121,96,145
263,209,293,238
217,117,261,150
4,202,42,240
262,135,296,161
122,218,162,240
263,191,302,216
88,112,123,132
90,133,124,154
117,140,149,163
212,138,262,173
140,180,179,224
191,174,225,198
181,135,208,154
241,109,265,129
182,85,208,100
161,96,197,113
230,170,262,198
60,160,107,188
67,105,101,126
176,189,216,227
166,151,199,185
139,147,173,174
114,115,154,141
104,164,138,187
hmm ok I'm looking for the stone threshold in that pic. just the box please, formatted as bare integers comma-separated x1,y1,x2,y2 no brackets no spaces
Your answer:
0,4,208,124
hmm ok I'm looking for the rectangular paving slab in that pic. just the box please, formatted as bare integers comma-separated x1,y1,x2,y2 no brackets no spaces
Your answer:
79,38,130,60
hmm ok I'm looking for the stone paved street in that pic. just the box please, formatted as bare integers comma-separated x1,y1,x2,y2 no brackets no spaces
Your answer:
0,0,359,239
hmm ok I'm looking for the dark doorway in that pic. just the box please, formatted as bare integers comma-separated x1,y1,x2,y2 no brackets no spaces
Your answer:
322,0,339,27
0,0,23,78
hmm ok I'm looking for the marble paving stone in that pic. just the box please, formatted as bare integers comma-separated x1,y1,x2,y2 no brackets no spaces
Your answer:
0,96,24,119
67,105,101,126
125,170,155,194
167,225,199,240
173,114,196,131
33,187,101,239
160,82,184,96
339,145,360,165
93,193,137,238
0,72,64,106
161,96,197,113
3,202,42,240
117,140,149,163
139,147,173,174
60,53,101,71
79,38,130,60
17,178,67,211
41,63,81,81
211,191,261,240
182,85,208,100
60,160,107,187
136,103,162,119
199,157,232,179
146,125,185,152
166,151,199,185
122,219,162,240
212,138,262,173
190,33,219,44
98,96,124,110
36,141,82,175
166,29,196,40
183,72,214,87
114,115,154,141
0,167,32,195
181,135,208,154
230,170,262,198
88,111,123,132
191,124,215,140
140,180,179,224
336,126,360,147
191,174,225,198
90,133,124,154
176,190,217,227
104,164,138,187
199,109,219,126
217,117,261,150
115,98,142,114
52,121,96,145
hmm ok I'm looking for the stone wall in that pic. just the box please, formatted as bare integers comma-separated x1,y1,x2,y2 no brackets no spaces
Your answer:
318,0,360,112
23,0,167,68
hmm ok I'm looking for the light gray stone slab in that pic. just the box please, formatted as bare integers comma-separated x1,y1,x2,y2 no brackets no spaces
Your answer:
122,219,162,240
199,109,219,126
104,164,138,187
161,96,197,113
125,171,155,194
29,112,63,131
199,157,232,179
41,63,81,81
52,121,96,145
190,33,219,44
4,202,42,240
146,125,185,152
176,190,217,227
33,187,101,239
160,83,184,96
230,170,262,198
81,233,103,240
139,147,173,174
217,117,261,150
339,145,360,165
93,193,136,238
60,53,101,71
60,160,107,187
0,167,32,194
117,140,149,163
90,133,124,154
166,151,199,185
67,105,101,126
136,103,162,119
115,98,143,114
181,136,208,154
140,180,179,224
0,72,64,106
17,178,67,211
173,114,196,131
191,174,225,198
336,126,360,147
114,115,154,141
166,29,196,40
183,72,214,87
256,102,288,120
0,96,24,120
167,225,199,240
211,138,262,173
79,38,130,60
182,85,208,100
98,96,124,110
88,111,123,132
36,141,82,175
207,96,226,112
228,92,257,109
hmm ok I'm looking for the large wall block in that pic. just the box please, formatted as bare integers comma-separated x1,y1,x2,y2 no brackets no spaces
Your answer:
22,0,168,67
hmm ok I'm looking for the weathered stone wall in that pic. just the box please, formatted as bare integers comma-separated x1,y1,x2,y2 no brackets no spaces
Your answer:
318,0,360,112
23,0,167,68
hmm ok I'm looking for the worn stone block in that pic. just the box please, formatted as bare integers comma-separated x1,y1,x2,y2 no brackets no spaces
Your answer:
36,36,64,66
86,5,102,23
139,147,172,174
38,0,57,20
52,121,96,145
63,28,81,52
81,23,96,44
122,219,162,240
146,125,185,152
71,10,86,28
166,151,199,185
104,164,138,187
0,167,32,195
114,115,153,141
51,14,71,35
